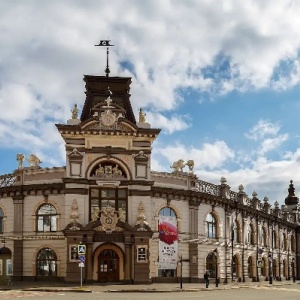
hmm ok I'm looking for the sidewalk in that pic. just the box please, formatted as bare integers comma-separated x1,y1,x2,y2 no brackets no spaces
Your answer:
1,280,299,293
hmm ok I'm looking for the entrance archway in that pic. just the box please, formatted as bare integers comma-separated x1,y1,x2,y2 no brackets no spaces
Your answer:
248,256,255,279
93,243,125,282
98,249,119,282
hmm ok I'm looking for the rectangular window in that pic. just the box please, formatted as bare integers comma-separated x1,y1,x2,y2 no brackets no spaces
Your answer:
89,188,127,221
69,245,79,262
6,259,13,276
137,246,148,263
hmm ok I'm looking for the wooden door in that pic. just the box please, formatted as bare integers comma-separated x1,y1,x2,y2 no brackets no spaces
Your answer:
98,249,119,282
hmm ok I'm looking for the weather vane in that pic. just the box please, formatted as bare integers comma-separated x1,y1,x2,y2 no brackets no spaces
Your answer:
95,40,114,77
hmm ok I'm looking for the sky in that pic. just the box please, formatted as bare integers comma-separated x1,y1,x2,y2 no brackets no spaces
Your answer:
1,0,300,206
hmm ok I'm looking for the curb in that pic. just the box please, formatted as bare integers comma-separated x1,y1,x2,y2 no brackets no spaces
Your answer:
22,288,92,293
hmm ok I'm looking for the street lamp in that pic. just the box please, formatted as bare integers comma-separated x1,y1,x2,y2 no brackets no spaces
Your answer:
231,221,235,283
213,248,218,287
292,258,296,283
268,253,273,284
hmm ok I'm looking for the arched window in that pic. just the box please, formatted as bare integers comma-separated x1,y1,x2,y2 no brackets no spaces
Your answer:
206,252,217,278
273,231,277,249
37,204,58,232
261,227,267,247
283,233,288,251
0,208,4,233
206,213,217,239
36,248,57,277
248,224,255,245
291,235,296,252
158,207,177,278
233,220,240,243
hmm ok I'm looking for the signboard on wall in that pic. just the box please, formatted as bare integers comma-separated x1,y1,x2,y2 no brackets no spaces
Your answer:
158,215,178,270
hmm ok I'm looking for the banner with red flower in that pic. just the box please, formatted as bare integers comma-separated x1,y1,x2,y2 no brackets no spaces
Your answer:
158,216,178,270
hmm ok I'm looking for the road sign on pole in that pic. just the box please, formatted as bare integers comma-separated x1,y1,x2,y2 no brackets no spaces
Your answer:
78,245,86,255
79,255,86,263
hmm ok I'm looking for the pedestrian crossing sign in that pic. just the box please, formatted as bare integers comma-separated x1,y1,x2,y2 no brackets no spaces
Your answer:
77,244,86,255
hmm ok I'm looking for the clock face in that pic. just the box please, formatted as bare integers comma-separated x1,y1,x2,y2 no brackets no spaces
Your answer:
101,113,116,126
106,217,113,224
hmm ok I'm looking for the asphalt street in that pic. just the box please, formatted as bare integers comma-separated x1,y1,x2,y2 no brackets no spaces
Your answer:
1,285,300,300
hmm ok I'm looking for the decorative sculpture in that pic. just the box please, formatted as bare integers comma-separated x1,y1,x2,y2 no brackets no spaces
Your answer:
170,159,185,172
139,108,146,123
118,208,126,222
71,104,78,119
92,207,100,222
16,153,25,169
113,164,122,176
185,160,194,173
27,154,42,167
136,201,148,226
69,199,79,224
95,164,104,176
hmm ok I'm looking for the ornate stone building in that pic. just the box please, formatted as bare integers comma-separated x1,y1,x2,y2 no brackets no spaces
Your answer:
0,69,299,284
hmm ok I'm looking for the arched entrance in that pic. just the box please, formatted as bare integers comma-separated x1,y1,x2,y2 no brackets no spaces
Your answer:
36,248,58,279
98,249,119,282
248,256,255,279
232,254,241,279
93,243,125,282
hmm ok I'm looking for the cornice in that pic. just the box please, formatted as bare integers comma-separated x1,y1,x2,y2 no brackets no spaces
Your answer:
0,182,65,197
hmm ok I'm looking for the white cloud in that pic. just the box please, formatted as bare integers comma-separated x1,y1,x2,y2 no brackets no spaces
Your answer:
155,140,234,170
1,0,300,197
145,112,190,134
245,120,281,140
196,155,300,204
259,134,288,154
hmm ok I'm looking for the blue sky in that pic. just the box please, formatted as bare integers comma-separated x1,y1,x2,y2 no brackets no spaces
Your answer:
1,0,300,204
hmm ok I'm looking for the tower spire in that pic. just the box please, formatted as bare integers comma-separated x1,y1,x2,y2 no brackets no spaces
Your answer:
95,40,114,77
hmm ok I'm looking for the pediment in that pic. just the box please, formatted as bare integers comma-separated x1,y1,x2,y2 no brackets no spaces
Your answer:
80,117,137,133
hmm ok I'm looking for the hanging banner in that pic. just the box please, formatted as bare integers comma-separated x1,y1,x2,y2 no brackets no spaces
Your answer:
158,215,178,270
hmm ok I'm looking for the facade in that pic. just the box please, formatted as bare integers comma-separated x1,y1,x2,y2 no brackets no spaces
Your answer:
0,70,300,284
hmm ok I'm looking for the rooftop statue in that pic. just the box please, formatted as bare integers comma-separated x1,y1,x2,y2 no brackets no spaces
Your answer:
139,108,146,123
27,154,42,167
16,153,25,169
71,104,78,119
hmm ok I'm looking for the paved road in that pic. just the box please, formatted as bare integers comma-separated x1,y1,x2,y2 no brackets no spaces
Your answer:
1,286,300,300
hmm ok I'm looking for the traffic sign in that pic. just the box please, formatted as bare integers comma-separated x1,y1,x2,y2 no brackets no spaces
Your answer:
79,255,85,263
79,262,85,268
77,244,86,255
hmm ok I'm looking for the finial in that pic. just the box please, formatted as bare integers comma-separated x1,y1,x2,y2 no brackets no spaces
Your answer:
252,191,257,198
95,40,114,77
263,196,269,203
220,176,227,184
288,180,295,196
238,184,244,192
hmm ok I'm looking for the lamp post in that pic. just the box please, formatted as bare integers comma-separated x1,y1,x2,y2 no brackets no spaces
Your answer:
292,258,296,283
231,221,234,283
268,253,273,284
213,248,218,287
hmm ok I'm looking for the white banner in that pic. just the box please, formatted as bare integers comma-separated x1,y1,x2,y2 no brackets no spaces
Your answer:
158,215,178,270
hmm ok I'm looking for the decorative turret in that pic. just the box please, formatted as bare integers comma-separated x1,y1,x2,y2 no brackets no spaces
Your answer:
263,196,271,213
251,191,260,209
284,180,299,212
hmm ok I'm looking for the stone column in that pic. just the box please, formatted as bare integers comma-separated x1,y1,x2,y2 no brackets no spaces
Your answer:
124,243,131,282
85,242,93,282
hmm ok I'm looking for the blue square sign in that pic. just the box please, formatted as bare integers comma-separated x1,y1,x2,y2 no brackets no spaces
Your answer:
77,245,86,255
79,255,85,263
